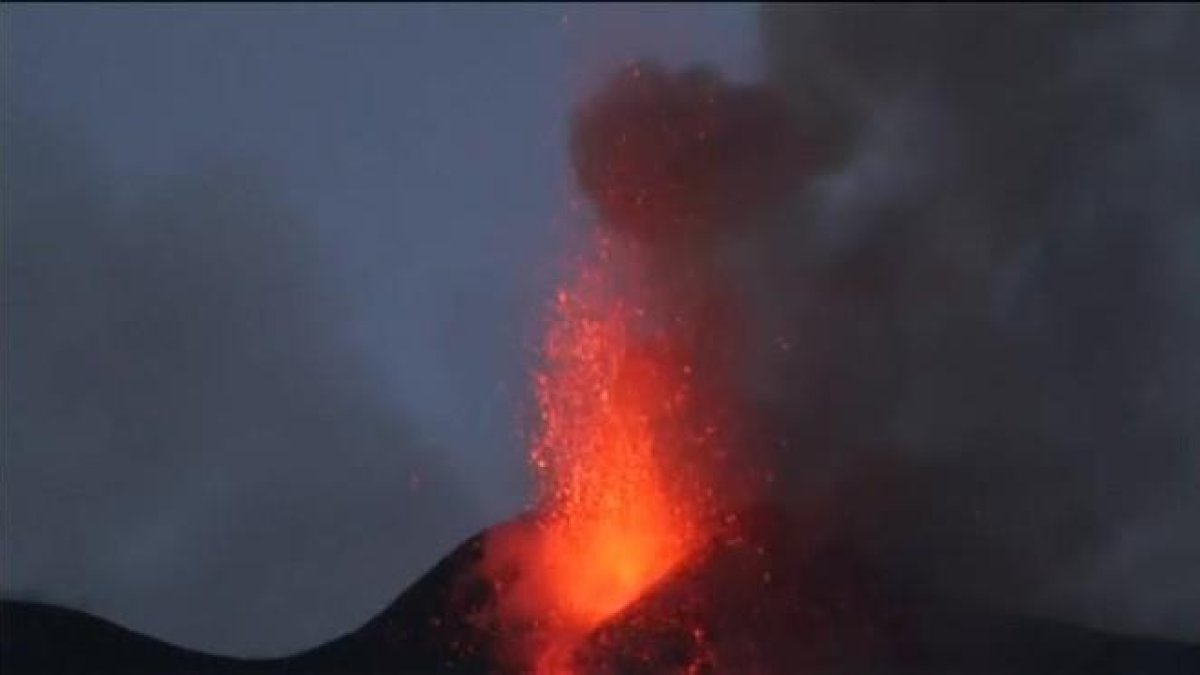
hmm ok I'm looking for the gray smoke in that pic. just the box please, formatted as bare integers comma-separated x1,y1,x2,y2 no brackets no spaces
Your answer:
3,111,479,656
745,5,1200,641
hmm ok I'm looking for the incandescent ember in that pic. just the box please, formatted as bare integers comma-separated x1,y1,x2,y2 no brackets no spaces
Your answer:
482,62,811,673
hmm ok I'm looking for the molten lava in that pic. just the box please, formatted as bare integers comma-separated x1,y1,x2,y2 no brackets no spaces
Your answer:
532,240,706,626
483,62,805,673
490,236,716,673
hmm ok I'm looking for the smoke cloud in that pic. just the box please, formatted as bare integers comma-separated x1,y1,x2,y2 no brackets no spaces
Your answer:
742,5,1199,641
3,112,479,656
562,4,1200,644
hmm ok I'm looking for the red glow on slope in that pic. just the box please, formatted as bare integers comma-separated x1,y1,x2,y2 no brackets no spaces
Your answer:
482,62,804,673
536,244,706,612
499,237,716,673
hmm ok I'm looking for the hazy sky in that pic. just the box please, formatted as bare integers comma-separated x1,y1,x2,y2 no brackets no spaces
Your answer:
3,3,761,656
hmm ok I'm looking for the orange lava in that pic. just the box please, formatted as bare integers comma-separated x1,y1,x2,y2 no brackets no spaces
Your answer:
484,62,799,672
499,235,716,673
533,244,701,625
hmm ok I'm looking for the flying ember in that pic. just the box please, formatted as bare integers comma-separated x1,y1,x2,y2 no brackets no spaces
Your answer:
482,62,802,673
483,233,718,673
531,240,702,630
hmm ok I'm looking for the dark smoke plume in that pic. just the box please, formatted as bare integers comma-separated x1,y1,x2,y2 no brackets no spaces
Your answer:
751,5,1200,642
570,5,1199,643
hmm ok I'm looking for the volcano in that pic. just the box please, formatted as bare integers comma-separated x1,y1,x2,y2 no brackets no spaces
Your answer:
5,506,1199,674
9,47,1199,675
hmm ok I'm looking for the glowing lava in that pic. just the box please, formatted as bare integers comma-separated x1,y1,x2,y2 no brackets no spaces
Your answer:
482,62,802,673
484,234,718,673
531,240,705,630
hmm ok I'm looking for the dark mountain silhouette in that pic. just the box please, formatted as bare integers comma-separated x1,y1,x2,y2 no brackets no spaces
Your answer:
1,529,497,675
4,506,1198,674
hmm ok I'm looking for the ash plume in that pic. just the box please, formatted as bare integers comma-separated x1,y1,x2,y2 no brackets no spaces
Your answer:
570,5,1200,642
755,5,1200,642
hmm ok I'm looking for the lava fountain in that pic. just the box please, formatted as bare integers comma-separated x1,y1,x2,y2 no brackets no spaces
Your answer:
531,240,706,630
483,233,722,673
482,62,805,673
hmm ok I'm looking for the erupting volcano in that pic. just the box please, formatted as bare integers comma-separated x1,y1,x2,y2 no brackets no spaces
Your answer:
481,62,807,673
514,237,716,672
6,50,1200,675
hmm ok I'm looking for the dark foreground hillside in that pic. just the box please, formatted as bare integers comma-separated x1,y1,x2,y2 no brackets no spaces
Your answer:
4,508,1198,674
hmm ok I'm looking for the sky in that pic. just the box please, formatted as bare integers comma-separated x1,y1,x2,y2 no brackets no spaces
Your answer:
3,3,762,657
